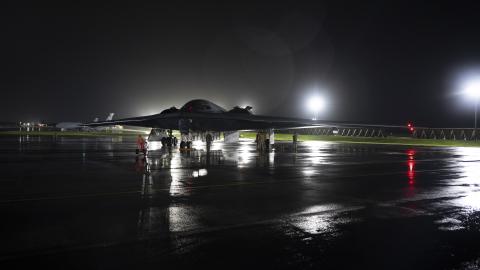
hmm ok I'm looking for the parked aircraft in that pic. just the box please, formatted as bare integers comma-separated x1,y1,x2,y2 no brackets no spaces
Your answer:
57,113,115,131
84,99,364,148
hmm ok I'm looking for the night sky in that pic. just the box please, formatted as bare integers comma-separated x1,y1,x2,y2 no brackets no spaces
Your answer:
3,1,480,127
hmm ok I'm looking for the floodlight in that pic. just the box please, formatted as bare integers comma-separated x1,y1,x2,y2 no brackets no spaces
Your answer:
462,76,480,133
307,95,326,120
465,79,480,99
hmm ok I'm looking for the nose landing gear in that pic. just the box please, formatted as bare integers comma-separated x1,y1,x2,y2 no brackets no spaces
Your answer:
179,132,193,150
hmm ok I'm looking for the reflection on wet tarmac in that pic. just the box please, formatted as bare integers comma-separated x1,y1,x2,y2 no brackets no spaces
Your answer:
3,136,480,268
450,147,480,212
292,204,345,234
407,149,416,184
293,213,334,234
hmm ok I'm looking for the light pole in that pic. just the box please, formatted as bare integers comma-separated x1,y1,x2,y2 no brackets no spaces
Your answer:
475,99,478,140
475,99,478,131
465,80,480,140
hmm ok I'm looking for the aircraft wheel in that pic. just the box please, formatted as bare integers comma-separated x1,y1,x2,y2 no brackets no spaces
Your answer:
187,141,192,149
180,141,186,149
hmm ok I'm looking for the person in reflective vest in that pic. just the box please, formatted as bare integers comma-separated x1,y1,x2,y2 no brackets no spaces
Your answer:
136,135,146,154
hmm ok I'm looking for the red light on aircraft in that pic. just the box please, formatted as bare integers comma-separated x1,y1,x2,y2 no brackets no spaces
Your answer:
407,123,412,128
409,127,414,132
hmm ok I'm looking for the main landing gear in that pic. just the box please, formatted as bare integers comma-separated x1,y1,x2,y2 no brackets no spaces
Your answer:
148,129,178,148
161,136,178,147
179,141,192,149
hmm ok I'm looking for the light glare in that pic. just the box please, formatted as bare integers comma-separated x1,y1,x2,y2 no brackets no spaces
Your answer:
465,80,480,98
307,96,326,112
306,95,327,120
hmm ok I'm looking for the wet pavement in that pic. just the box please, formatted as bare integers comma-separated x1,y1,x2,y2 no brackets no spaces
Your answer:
1,135,480,269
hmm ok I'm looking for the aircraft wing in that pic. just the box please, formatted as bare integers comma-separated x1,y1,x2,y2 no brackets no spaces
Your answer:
216,114,406,130
83,112,404,131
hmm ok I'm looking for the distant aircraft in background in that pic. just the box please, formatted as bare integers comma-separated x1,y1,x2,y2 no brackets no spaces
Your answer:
56,113,115,131
106,113,115,121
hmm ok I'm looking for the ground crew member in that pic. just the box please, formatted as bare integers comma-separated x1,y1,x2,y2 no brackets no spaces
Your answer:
293,133,298,152
257,132,266,152
206,133,213,152
136,134,146,154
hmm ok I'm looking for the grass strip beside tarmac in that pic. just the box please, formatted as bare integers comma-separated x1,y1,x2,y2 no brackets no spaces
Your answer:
2,130,480,147
240,132,480,147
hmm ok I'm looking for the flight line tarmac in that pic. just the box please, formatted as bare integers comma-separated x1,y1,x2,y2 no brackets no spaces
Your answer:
1,135,480,269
